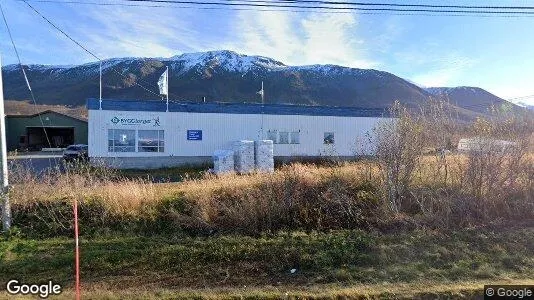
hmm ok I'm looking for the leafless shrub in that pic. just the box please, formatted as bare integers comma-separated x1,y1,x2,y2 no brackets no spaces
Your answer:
370,101,427,213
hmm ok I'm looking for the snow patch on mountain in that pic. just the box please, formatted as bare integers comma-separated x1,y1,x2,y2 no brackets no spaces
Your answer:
515,101,534,110
425,86,483,95
2,50,384,80
168,50,286,75
2,64,72,73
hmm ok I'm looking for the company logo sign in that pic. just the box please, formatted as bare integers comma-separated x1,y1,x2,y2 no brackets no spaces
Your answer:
110,116,161,127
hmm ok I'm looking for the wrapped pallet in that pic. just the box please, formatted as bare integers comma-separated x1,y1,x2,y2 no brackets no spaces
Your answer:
255,140,274,173
213,150,235,174
233,140,255,174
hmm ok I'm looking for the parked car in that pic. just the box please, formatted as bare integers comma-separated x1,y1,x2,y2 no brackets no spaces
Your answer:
63,144,88,162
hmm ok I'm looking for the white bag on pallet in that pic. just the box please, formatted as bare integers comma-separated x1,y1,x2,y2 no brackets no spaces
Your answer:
255,140,274,173
233,140,255,174
213,150,234,174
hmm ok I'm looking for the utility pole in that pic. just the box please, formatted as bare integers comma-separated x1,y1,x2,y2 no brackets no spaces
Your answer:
0,56,11,232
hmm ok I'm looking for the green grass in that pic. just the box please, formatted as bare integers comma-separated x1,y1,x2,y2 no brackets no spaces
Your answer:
118,164,211,182
2,224,534,298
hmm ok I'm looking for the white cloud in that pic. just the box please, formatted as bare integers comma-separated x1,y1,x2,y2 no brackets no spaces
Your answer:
68,6,211,60
225,10,378,68
403,51,477,87
19,3,381,68
487,86,534,105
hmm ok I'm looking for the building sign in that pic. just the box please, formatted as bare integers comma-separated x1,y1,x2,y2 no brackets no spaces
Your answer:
110,116,161,127
187,130,202,140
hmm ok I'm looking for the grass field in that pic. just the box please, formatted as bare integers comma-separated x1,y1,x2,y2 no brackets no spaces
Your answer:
2,223,534,299
4,142,533,298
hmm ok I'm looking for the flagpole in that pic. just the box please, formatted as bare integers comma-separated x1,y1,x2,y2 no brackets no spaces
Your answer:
99,61,102,110
166,66,169,112
261,81,264,139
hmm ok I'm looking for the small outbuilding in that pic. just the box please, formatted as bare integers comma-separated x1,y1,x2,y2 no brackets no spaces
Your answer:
6,110,88,151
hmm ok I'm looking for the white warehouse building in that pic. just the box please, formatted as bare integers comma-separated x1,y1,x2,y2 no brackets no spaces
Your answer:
87,99,391,169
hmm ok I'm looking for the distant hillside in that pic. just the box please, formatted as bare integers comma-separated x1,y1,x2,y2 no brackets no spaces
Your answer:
1,50,519,118
425,86,515,114
4,100,87,120
517,101,534,110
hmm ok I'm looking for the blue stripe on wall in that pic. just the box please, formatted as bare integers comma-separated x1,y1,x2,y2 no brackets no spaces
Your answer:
87,98,389,118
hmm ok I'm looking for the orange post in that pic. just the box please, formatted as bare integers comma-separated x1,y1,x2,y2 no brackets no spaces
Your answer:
73,198,80,300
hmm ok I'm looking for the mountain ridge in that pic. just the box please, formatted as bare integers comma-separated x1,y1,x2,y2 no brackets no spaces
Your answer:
1,50,518,118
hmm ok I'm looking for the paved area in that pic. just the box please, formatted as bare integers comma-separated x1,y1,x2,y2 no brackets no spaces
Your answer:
8,152,65,174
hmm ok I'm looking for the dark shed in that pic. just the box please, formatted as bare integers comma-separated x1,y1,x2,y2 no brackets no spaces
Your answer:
6,110,88,151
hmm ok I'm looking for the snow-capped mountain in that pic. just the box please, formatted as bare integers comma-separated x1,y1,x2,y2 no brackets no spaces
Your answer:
0,50,517,118
169,50,286,74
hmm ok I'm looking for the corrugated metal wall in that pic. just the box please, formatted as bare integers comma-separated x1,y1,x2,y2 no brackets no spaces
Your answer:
6,112,88,151
89,110,390,158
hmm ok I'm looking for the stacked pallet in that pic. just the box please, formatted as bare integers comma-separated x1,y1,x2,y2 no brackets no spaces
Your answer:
233,140,255,174
254,140,274,173
213,150,234,174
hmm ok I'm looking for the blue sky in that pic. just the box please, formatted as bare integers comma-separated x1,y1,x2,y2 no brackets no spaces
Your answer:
1,0,534,104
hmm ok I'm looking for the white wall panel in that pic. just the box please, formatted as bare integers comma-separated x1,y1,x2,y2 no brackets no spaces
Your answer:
89,109,390,158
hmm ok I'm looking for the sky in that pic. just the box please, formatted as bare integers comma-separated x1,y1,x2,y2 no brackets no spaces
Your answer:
1,0,534,105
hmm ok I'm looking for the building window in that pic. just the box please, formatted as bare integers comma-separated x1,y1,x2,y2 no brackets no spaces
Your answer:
138,130,165,152
324,132,335,144
290,131,300,144
108,129,135,152
279,132,289,144
268,130,300,144
267,130,278,143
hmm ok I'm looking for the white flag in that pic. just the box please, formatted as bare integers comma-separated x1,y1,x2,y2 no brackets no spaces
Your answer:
157,68,168,96
257,81,264,97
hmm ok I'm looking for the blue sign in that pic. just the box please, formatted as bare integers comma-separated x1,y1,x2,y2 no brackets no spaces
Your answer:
187,130,202,141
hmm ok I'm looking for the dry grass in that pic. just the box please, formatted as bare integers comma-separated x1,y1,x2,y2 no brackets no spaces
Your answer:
7,150,533,237
9,162,160,217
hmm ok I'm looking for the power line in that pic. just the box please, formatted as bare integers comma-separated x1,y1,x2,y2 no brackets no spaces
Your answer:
50,0,534,14
18,0,534,13
237,0,534,10
21,0,162,98
0,1,52,148
28,0,534,11
18,0,534,17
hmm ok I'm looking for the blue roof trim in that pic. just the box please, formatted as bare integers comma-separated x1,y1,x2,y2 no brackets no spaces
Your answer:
87,98,389,117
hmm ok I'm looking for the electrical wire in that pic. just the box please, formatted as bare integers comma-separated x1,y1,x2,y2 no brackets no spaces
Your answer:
17,0,534,17
0,1,52,148
229,0,534,10
21,0,162,98
40,0,534,14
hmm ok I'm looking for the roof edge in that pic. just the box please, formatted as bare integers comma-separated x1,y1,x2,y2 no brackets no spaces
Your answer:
6,109,88,122
86,98,390,118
